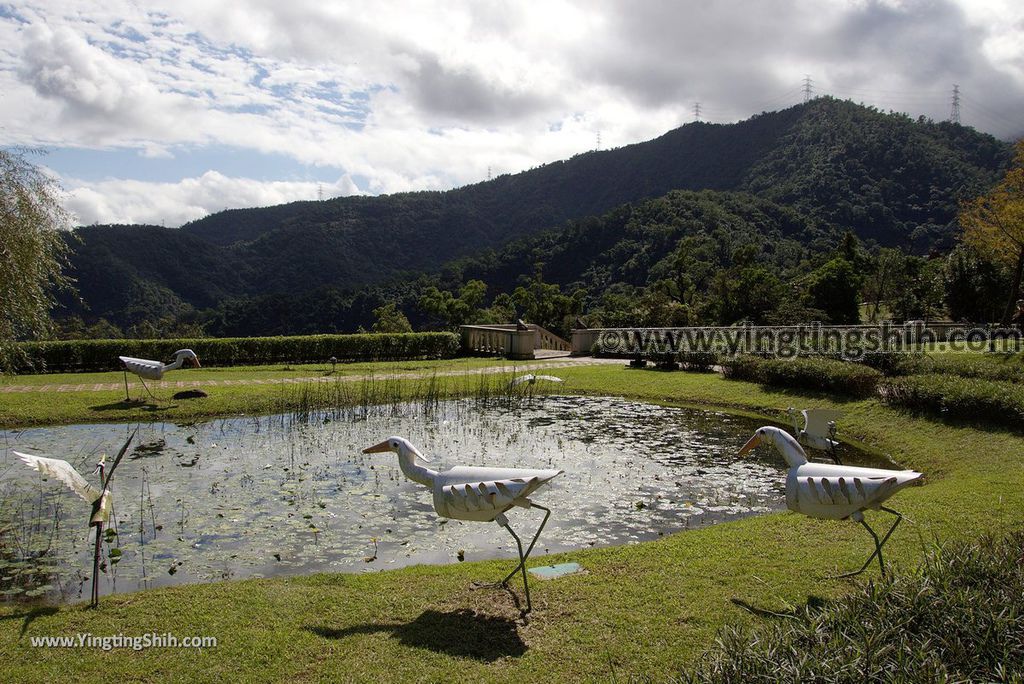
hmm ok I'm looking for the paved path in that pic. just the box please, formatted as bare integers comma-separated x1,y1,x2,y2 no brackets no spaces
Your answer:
0,357,622,394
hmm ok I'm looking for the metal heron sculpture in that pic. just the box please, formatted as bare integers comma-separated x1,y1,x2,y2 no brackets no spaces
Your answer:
15,430,136,606
787,407,844,464
363,436,562,614
118,349,200,401
509,374,564,388
740,425,922,578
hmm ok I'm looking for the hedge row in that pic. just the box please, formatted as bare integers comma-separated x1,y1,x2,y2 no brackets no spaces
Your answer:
859,351,1024,383
15,333,461,373
720,355,882,398
881,374,1024,431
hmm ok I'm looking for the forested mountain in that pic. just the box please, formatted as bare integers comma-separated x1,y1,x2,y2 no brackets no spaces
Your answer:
57,98,1013,334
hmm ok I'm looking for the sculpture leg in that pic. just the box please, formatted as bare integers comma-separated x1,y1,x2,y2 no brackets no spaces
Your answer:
828,441,843,465
484,504,551,614
139,376,157,401
122,371,130,401
500,504,551,586
499,519,532,614
91,522,103,608
835,507,903,579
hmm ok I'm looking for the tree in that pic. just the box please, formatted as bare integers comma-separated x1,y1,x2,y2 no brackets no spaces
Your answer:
370,303,413,333
0,149,73,371
959,140,1024,325
943,244,1007,323
806,258,864,324
417,280,489,329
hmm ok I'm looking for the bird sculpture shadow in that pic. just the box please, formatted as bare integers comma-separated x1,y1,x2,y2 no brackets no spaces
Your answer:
305,609,527,662
88,400,173,413
0,606,59,638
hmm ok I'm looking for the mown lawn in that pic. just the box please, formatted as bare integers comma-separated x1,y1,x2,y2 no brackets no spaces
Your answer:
0,356,558,428
1,361,1022,683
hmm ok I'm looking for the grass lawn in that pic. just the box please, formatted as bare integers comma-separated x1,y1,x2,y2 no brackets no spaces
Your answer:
0,356,558,428
1,361,1022,682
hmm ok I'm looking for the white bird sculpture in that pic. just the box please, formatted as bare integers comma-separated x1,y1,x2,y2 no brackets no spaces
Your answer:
15,431,135,606
510,374,564,388
118,349,200,400
787,407,844,463
363,436,562,614
739,426,923,577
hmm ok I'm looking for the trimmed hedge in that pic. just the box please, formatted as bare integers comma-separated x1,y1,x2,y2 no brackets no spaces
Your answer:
721,355,882,398
860,351,1024,382
678,351,720,372
858,351,931,376
881,373,1024,431
15,333,461,373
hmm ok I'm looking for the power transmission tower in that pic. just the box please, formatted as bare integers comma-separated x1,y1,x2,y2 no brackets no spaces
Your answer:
487,165,492,181
596,131,602,150
802,75,814,103
693,102,701,121
317,183,324,201
949,84,961,123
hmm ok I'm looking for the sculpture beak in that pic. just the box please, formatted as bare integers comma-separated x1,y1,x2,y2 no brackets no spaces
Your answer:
738,433,761,456
192,358,201,368
363,440,392,454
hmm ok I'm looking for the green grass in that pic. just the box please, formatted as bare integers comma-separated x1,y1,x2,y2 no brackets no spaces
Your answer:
0,356,535,428
685,531,1024,681
1,361,1023,683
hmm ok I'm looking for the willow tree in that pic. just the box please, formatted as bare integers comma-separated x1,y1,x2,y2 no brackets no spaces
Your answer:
959,140,1024,326
0,149,73,372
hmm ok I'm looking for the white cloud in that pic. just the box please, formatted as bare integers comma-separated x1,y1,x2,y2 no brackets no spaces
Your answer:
0,0,1021,226
63,171,362,227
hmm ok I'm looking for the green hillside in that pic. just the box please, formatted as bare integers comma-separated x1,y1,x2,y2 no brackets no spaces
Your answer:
57,98,1012,333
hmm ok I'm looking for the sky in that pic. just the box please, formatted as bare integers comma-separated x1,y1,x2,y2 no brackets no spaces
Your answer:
1,0,1022,228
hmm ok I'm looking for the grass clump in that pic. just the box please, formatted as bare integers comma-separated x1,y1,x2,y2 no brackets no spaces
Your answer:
881,373,1024,431
860,350,1024,382
721,355,881,397
685,531,1024,683
678,351,720,372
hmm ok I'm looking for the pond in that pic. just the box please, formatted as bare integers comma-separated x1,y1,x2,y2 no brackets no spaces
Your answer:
0,396,875,603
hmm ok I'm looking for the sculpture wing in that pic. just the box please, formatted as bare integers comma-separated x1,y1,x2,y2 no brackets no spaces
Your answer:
15,452,102,504
433,471,561,522
802,409,843,439
119,356,163,379
533,375,563,383
435,477,537,521
798,475,902,510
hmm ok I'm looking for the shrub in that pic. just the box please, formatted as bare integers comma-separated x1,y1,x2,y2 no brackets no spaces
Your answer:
14,332,460,373
719,354,765,382
721,355,881,397
760,357,881,397
929,353,1024,384
678,351,719,372
858,351,931,376
684,531,1024,683
881,374,1024,431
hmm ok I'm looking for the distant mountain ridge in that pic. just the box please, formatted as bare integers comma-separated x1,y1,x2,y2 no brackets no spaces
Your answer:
62,98,1012,327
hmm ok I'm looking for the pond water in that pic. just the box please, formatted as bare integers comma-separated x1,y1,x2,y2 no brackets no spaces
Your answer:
0,396,874,603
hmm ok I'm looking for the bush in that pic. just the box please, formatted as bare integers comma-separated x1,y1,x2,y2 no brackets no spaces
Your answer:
881,374,1024,431
719,354,765,382
858,351,931,376
929,353,1024,384
14,333,461,373
721,355,881,397
678,351,719,372
684,532,1024,683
